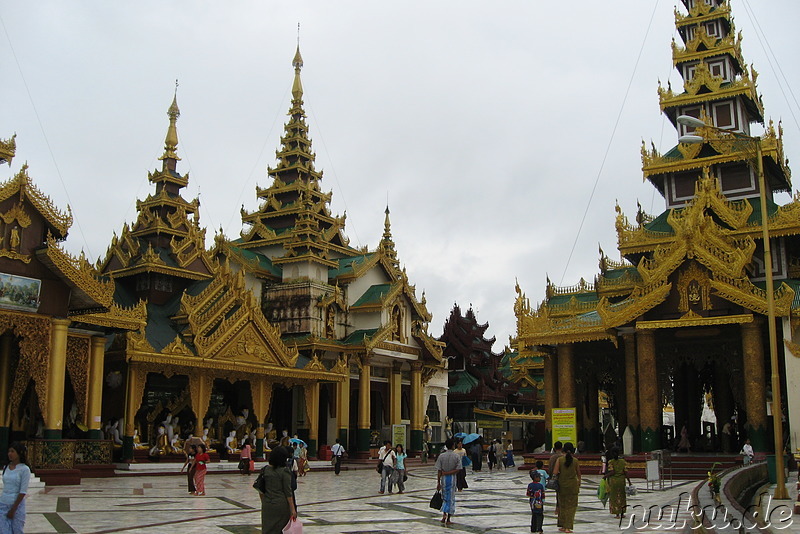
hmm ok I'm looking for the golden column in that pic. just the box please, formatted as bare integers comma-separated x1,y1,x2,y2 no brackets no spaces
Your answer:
410,361,424,452
86,336,106,439
636,328,660,451
0,334,13,453
741,321,768,451
543,353,558,446
557,344,576,408
357,354,371,452
251,377,272,458
123,364,144,461
623,333,640,432
304,382,320,456
336,357,351,447
44,318,70,439
389,362,402,426
0,334,13,427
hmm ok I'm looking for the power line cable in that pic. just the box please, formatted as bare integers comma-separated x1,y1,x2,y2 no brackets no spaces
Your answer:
559,0,661,284
0,13,94,258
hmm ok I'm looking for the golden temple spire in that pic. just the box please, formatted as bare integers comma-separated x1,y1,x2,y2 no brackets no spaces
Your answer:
160,81,181,162
292,44,304,101
383,205,392,241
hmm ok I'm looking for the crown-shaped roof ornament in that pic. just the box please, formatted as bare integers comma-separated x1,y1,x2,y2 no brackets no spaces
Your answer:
160,81,181,162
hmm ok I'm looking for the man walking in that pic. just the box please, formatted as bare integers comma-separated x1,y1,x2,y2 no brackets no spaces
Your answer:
331,438,345,475
436,438,462,525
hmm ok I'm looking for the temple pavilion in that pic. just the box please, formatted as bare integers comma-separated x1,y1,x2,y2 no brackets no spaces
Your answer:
0,45,445,478
515,0,798,455
441,304,543,446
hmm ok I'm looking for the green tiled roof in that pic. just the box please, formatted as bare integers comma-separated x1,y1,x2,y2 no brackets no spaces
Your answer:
329,254,373,278
645,209,673,234
547,292,600,307
603,266,638,279
449,371,479,394
352,283,392,307
229,246,282,277
342,328,378,345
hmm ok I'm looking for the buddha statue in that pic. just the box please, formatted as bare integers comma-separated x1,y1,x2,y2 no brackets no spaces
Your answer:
225,430,239,454
133,429,148,449
279,430,290,447
150,425,173,456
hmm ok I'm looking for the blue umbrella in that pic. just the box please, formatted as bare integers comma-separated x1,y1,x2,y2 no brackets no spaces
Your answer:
289,437,307,447
454,432,467,439
463,433,481,445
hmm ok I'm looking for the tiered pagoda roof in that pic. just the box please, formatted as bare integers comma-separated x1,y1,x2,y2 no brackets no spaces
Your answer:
516,0,800,347
237,46,351,263
98,94,214,284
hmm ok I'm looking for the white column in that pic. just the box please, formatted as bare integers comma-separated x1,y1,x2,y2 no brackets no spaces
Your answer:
783,317,800,452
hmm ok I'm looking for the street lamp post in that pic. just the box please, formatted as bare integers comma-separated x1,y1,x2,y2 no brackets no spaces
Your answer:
677,115,789,500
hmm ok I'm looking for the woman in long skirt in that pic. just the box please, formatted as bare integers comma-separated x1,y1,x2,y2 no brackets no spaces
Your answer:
605,449,632,518
553,442,581,533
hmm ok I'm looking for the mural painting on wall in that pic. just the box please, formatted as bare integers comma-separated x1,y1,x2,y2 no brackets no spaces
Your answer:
0,273,40,312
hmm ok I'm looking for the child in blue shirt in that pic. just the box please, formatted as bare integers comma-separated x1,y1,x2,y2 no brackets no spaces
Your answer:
527,470,545,533
535,460,549,484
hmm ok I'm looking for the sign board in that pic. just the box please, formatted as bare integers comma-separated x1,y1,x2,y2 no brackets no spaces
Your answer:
392,424,407,450
551,408,577,445
646,459,660,481
476,418,504,429
0,273,40,312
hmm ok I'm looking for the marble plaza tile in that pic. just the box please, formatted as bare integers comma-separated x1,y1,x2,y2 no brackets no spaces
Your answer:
14,463,733,533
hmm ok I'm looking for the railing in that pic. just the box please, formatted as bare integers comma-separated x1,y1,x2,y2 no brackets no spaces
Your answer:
24,439,113,470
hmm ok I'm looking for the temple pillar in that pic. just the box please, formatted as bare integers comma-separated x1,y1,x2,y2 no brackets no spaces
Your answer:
389,362,402,426
622,333,639,448
584,373,600,451
543,352,558,448
123,364,145,461
252,378,273,458
44,318,70,439
336,365,351,448
636,328,661,451
557,344,576,408
410,361,423,453
0,334,12,454
672,363,688,449
784,317,800,454
357,355,371,453
741,321,768,451
86,336,106,439
304,382,320,457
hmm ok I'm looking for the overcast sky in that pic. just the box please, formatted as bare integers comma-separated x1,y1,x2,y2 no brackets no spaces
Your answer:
3,1,799,349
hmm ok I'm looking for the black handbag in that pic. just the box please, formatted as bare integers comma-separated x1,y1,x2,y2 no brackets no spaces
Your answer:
252,467,266,493
429,490,443,509
237,458,248,470
545,476,559,491
403,472,408,482
376,459,383,473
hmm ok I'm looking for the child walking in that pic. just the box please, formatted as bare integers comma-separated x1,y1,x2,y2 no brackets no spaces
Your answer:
527,470,546,534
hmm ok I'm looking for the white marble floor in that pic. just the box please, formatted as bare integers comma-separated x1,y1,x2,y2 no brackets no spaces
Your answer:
18,463,788,533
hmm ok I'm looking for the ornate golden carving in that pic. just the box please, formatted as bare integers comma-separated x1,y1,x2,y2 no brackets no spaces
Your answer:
677,262,712,312
0,165,72,236
162,335,194,357
65,335,90,423
41,234,115,306
0,134,16,165
2,311,51,421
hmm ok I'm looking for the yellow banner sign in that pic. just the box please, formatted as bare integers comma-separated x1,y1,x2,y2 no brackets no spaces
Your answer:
552,408,577,445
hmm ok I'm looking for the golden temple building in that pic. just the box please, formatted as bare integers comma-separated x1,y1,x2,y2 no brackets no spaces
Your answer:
515,0,797,454
0,45,444,479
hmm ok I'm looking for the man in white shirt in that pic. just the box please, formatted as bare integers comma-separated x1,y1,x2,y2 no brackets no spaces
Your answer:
378,441,396,494
331,438,345,475
741,438,754,465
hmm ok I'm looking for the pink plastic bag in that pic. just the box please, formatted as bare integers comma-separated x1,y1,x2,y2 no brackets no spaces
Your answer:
282,518,302,534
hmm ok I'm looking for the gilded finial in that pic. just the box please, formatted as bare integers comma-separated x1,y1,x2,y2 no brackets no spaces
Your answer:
160,82,181,162
292,28,304,101
383,205,392,240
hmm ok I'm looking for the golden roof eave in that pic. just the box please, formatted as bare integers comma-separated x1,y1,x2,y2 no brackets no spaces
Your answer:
70,301,148,330
473,407,544,421
0,165,73,236
37,235,115,307
0,135,16,165
636,312,753,330
105,263,214,281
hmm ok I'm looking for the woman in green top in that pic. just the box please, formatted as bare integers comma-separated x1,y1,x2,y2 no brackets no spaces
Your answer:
257,446,298,534
553,442,581,533
605,448,632,518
